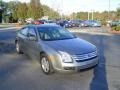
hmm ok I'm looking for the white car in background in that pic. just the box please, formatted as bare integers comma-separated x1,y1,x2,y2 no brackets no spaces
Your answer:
25,18,34,24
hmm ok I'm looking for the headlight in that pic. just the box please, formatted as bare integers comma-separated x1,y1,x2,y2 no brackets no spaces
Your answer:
59,51,73,63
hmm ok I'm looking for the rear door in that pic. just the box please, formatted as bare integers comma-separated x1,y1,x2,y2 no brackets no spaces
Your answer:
18,27,29,53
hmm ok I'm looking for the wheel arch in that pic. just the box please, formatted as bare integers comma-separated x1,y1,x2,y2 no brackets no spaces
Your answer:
39,51,55,74
15,39,18,44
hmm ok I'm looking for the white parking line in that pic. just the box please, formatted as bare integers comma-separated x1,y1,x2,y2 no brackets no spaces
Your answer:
70,30,113,36
0,27,21,31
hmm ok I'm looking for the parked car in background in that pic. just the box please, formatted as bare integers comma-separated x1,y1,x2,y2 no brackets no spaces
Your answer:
83,20,101,27
15,24,99,75
80,20,89,27
57,20,73,28
33,20,43,25
47,20,57,25
110,20,120,27
90,20,101,27
71,20,81,27
40,20,48,24
33,20,47,25
25,18,34,24
18,19,24,25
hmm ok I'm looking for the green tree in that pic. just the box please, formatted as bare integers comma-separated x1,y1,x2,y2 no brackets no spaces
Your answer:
1,2,8,22
28,0,44,19
7,1,20,20
76,12,88,20
70,12,77,19
42,5,60,19
16,3,28,20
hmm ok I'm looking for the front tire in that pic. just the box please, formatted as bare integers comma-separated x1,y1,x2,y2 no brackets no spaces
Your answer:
40,54,54,75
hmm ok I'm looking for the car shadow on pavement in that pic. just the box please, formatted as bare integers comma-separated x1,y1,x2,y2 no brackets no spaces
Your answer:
89,35,108,90
0,41,16,55
76,33,109,90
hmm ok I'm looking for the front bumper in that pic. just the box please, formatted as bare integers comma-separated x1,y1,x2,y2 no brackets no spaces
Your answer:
54,57,99,73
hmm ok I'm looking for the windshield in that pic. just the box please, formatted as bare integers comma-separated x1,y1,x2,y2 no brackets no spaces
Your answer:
37,26,76,41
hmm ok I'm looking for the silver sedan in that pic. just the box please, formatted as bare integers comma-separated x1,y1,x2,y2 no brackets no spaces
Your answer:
15,24,99,75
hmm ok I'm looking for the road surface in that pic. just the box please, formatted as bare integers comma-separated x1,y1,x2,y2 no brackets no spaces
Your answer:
0,28,120,90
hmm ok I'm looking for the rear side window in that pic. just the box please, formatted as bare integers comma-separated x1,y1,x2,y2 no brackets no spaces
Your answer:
20,27,29,36
28,27,37,37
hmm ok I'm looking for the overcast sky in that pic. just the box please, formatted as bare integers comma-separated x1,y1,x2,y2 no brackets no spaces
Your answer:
4,0,120,15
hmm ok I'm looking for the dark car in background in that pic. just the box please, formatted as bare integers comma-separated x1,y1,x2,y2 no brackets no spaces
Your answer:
80,20,89,27
57,20,73,28
71,20,81,27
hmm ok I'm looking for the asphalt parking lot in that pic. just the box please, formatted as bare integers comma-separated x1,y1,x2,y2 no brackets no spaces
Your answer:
0,27,120,90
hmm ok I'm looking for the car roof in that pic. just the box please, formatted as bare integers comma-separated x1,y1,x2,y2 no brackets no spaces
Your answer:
27,24,60,28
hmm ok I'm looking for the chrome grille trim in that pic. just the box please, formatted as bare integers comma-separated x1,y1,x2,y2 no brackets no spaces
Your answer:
72,51,97,62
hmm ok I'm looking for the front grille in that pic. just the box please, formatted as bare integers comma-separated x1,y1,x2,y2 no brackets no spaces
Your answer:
72,51,97,62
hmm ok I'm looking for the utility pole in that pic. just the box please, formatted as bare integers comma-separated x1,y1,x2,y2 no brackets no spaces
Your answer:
108,0,110,20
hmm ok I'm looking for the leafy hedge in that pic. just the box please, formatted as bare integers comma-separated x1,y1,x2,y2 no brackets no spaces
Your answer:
112,26,120,31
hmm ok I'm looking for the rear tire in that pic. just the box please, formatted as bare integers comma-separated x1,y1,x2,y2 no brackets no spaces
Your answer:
16,41,23,54
40,54,54,75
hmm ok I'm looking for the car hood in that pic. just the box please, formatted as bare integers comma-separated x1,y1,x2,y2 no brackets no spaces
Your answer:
43,38,96,55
